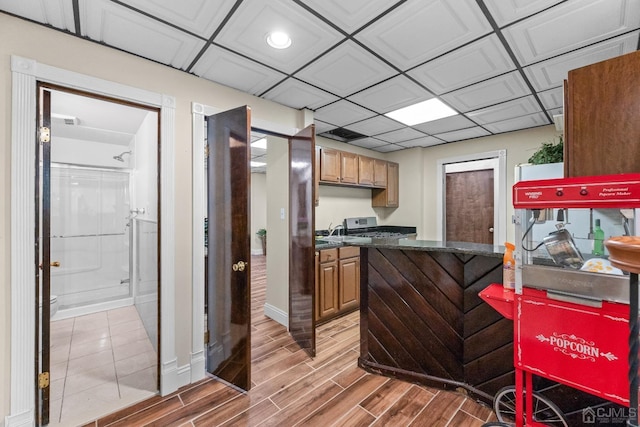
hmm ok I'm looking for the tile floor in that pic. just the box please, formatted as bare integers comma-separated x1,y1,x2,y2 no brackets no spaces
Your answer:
49,305,158,426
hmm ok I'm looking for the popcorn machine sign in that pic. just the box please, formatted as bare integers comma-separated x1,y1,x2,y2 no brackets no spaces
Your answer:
536,332,619,362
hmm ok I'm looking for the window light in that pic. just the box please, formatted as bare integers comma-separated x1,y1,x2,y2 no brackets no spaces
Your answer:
251,138,267,149
385,98,457,126
251,161,266,167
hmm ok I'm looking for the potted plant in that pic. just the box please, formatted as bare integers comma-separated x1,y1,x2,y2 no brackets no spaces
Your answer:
528,135,563,164
256,228,266,255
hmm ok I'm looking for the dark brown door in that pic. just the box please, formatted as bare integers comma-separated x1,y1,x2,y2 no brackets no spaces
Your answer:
36,84,52,426
289,125,316,357
205,106,252,390
446,169,494,244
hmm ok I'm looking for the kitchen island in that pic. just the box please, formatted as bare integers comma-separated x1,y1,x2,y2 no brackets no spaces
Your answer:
343,238,511,403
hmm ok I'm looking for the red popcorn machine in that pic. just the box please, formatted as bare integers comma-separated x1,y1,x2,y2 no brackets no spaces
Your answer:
481,173,640,426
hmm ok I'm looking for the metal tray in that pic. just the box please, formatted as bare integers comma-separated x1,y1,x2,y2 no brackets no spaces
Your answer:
522,264,629,305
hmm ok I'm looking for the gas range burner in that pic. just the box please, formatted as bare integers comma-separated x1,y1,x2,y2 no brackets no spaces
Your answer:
352,231,406,238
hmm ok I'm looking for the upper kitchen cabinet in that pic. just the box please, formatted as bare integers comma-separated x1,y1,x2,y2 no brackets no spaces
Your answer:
565,50,640,177
372,162,398,208
373,159,387,188
319,147,358,184
358,156,375,186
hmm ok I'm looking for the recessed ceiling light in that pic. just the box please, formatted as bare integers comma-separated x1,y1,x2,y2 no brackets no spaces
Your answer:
385,98,457,126
251,138,267,149
266,31,291,49
251,161,266,167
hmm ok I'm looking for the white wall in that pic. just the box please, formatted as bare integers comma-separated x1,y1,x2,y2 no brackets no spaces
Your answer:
250,172,267,254
133,111,159,222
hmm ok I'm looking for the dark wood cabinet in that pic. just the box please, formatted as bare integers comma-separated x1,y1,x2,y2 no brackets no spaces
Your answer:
338,246,360,312
564,50,640,177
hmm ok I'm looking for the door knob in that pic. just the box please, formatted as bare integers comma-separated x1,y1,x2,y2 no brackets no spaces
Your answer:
489,227,494,233
39,261,61,269
232,260,248,272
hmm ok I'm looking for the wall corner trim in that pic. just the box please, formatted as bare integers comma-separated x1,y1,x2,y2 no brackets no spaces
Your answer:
264,303,288,328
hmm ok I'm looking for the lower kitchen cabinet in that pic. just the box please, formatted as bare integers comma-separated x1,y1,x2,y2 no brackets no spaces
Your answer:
316,246,360,323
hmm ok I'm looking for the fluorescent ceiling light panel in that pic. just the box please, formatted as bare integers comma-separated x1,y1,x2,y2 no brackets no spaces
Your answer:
385,98,457,126
251,161,266,167
251,138,267,149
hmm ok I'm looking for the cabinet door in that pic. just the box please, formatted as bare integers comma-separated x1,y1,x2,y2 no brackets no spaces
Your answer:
341,151,359,184
314,146,320,206
358,156,374,186
320,148,340,182
373,159,387,188
339,256,360,311
318,260,339,319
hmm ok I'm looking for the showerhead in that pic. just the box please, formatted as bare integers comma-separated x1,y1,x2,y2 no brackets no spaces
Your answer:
113,150,132,162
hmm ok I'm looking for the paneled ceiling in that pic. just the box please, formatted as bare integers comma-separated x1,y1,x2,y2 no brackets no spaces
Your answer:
2,0,640,154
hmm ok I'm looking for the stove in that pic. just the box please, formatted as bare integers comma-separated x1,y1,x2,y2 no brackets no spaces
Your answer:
343,217,416,239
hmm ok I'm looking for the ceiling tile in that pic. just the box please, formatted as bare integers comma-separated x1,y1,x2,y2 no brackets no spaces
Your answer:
298,0,393,34
524,31,639,91
434,126,491,142
347,75,433,114
343,115,404,136
295,40,397,97
122,0,236,38
373,144,404,153
314,100,376,127
503,0,640,65
347,137,389,149
355,0,491,70
466,96,542,125
0,0,75,29
537,87,563,110
412,115,476,135
441,71,531,112
482,0,564,27
192,45,286,95
375,127,426,143
213,0,344,74
262,78,339,109
81,0,205,70
547,107,563,117
397,136,443,148
314,120,337,134
484,112,549,134
407,35,514,95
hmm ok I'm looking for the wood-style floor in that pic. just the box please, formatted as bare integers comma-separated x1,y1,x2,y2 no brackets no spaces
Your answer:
82,255,498,426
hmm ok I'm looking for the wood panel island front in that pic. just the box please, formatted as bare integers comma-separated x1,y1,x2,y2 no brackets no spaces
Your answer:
348,239,511,404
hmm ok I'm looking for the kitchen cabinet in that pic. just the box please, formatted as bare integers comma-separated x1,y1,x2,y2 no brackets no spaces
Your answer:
564,50,640,177
316,248,338,321
338,246,360,312
372,161,399,207
373,159,387,187
316,246,360,322
340,151,358,184
358,156,374,186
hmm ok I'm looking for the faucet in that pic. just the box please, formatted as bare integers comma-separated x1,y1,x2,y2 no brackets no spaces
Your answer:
328,223,344,237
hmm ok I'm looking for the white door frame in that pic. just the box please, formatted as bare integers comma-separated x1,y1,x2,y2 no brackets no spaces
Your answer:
8,55,177,426
436,150,507,245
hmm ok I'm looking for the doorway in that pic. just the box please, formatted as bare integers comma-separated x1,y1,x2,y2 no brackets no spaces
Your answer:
37,86,160,425
436,150,507,245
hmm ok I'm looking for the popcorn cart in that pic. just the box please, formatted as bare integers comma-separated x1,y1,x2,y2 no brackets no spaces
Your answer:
481,173,640,426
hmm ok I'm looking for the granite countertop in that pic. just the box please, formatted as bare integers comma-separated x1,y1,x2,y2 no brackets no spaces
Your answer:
316,236,504,257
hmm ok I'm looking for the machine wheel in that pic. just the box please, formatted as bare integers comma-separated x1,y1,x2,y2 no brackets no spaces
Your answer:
494,386,568,426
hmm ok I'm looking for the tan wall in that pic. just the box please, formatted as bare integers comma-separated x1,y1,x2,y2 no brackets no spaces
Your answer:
0,14,304,420
385,125,562,241
251,173,267,254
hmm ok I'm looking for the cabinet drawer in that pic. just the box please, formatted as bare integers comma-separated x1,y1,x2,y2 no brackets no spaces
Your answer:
319,248,338,263
339,246,360,259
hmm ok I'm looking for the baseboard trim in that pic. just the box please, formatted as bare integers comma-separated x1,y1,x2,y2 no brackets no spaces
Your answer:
190,350,206,383
4,408,32,427
251,249,265,256
177,364,191,390
264,303,288,328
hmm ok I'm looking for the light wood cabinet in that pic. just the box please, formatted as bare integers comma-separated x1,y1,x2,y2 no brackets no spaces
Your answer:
373,159,387,188
316,246,360,322
358,156,374,186
319,148,340,182
340,151,358,184
372,161,399,207
565,50,640,177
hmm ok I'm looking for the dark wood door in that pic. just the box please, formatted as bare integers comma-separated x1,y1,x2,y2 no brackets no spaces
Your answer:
205,106,252,390
36,84,52,426
289,125,316,357
446,169,494,244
